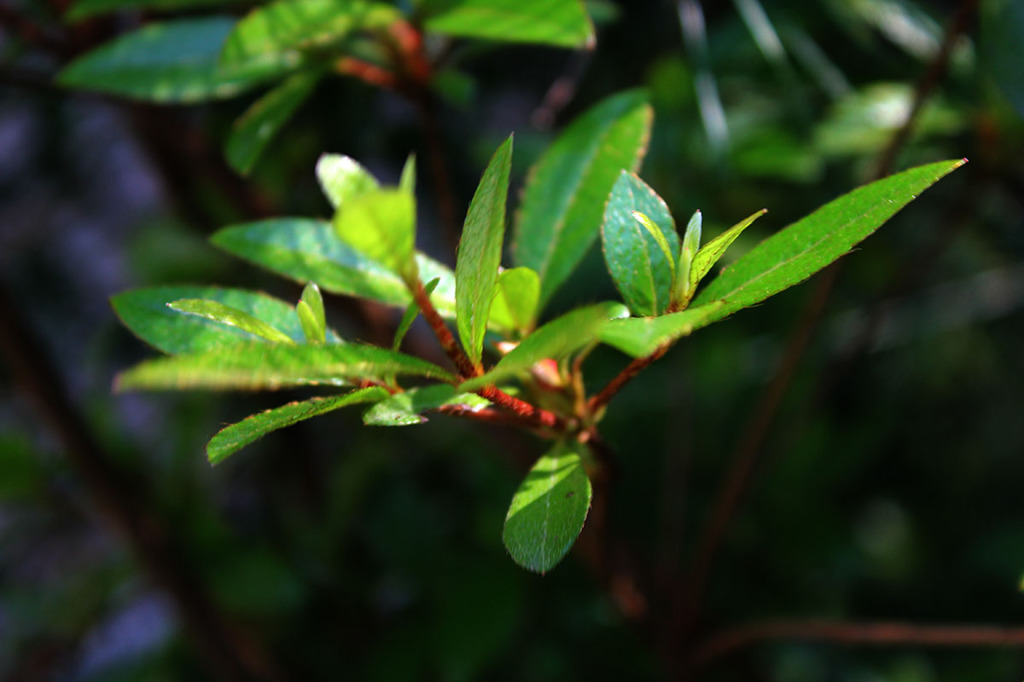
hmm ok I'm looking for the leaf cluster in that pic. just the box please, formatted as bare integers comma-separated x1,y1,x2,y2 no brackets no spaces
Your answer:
112,87,962,571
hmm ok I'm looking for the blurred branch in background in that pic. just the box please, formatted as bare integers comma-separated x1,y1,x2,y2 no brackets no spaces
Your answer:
0,281,285,681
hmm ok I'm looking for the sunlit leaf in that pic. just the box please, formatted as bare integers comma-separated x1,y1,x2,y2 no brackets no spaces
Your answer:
334,189,417,280
688,208,767,295
461,302,628,390
488,267,540,335
456,135,513,366
503,440,592,573
207,387,389,464
316,154,380,209
168,298,296,344
116,342,452,391
425,0,594,48
211,219,456,315
112,286,310,354
220,0,400,67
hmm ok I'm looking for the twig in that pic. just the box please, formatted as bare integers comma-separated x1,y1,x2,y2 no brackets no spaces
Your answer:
691,619,1024,669
0,281,285,682
477,384,567,431
587,343,671,417
670,0,979,646
531,50,592,131
410,277,478,378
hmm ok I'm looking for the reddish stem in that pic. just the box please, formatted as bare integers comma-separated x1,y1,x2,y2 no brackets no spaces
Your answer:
411,278,479,378
587,344,671,417
335,57,398,90
477,384,566,431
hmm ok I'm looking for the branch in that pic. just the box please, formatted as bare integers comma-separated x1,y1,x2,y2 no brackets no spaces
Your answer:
587,343,671,417
0,281,284,682
690,619,1024,669
410,277,478,378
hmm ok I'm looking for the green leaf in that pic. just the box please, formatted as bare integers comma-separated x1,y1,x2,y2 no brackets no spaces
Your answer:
600,172,679,316
514,90,652,312
687,208,767,296
334,189,417,281
461,302,628,390
116,342,453,391
207,387,388,464
693,160,965,310
363,385,489,426
424,0,594,48
599,160,965,357
297,282,326,344
632,211,676,280
502,440,592,573
220,0,400,68
112,286,310,354
58,18,295,103
394,277,438,351
168,298,296,344
598,302,727,357
456,135,513,366
488,267,540,335
211,219,456,315
226,70,320,175
673,210,702,304
316,154,380,209
65,0,237,22
400,154,416,196
300,282,326,332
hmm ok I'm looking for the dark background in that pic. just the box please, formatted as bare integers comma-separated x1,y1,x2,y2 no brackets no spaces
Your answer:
3,0,1024,679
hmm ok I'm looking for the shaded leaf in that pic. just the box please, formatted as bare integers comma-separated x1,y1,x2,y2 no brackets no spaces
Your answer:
461,302,628,390
425,0,594,48
316,154,380,209
112,286,309,354
168,298,296,344
514,91,652,312
503,440,592,573
66,0,236,22
488,267,540,335
221,0,399,67
116,342,452,391
207,387,388,464
226,70,321,175
363,385,489,426
456,135,513,365
333,189,417,280
211,219,456,315
58,17,295,103
600,172,679,316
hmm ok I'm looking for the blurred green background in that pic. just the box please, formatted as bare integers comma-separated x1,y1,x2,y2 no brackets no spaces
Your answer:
2,0,1024,679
